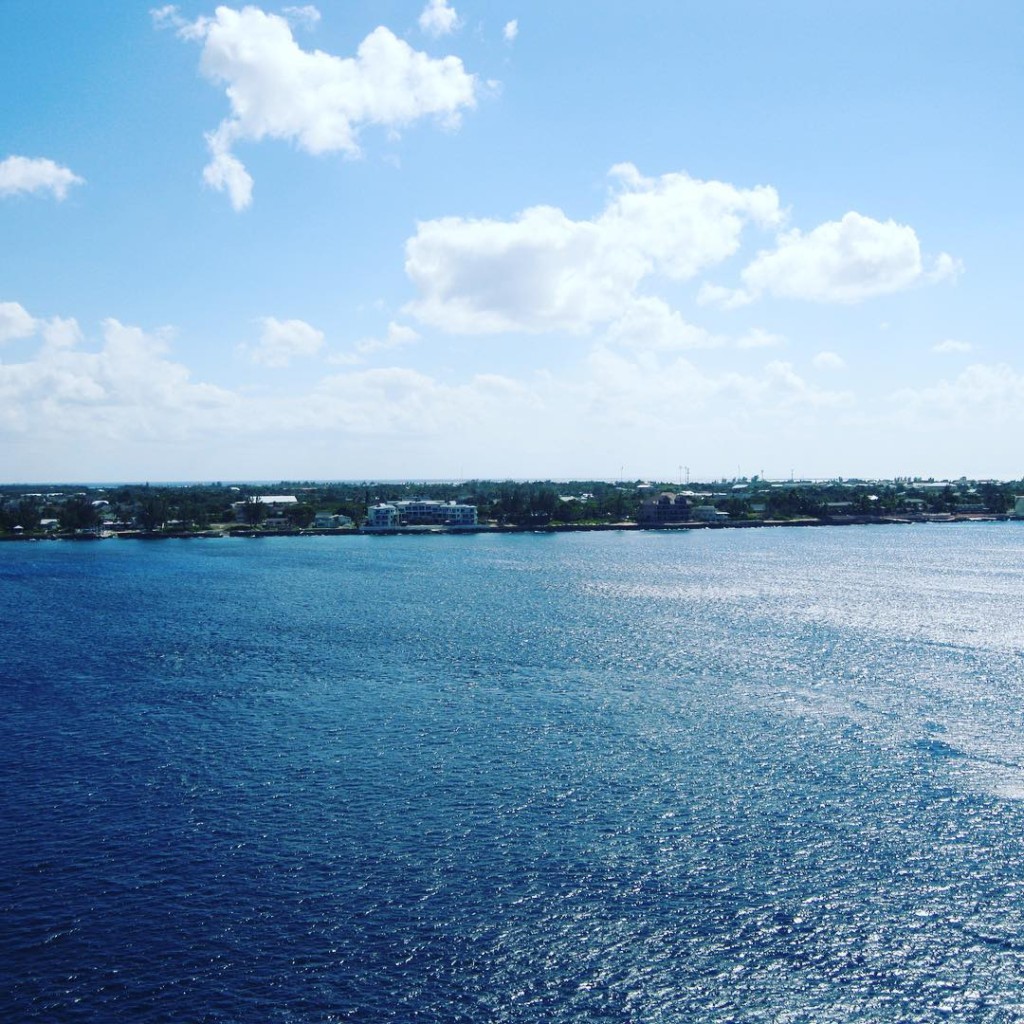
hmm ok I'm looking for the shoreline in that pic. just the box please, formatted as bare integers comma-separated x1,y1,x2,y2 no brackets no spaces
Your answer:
0,513,1014,542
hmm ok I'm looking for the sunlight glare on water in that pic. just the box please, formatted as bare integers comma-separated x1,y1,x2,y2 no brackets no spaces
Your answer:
2,523,1024,1022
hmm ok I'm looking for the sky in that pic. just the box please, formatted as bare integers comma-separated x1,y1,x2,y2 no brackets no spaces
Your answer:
1,1,1022,483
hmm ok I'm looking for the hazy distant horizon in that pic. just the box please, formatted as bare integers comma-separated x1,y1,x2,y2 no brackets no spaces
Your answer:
2,472,1021,491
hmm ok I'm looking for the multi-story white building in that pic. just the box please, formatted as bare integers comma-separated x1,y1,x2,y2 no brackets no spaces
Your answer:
364,499,477,529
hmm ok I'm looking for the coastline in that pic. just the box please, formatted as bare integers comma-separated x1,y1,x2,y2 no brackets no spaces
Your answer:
1,513,1013,542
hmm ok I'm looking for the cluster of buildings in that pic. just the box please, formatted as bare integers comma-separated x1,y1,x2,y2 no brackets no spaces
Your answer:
364,499,478,530
637,492,730,525
229,495,477,531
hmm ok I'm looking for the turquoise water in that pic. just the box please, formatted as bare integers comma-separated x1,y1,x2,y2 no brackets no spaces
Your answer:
3,525,1024,1021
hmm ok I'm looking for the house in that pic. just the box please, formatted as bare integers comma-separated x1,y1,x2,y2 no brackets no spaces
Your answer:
312,512,352,529
637,492,691,526
692,504,729,523
262,516,295,530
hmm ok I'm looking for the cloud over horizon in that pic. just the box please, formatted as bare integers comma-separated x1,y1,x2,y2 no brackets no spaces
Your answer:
701,212,960,307
246,317,325,367
405,163,782,335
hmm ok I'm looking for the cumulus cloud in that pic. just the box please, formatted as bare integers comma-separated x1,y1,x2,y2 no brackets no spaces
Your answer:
405,163,780,334
357,321,421,355
585,349,853,430
41,317,84,350
703,212,961,306
0,301,889,480
891,364,1024,422
604,297,720,351
503,19,519,42
0,313,235,440
933,338,973,354
329,322,422,366
247,317,325,367
283,5,320,28
0,156,84,201
419,0,460,37
1,303,87,351
812,351,847,371
0,301,38,343
161,5,478,209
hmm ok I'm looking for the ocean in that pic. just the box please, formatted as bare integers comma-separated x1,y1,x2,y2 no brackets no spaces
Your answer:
3,524,1024,1022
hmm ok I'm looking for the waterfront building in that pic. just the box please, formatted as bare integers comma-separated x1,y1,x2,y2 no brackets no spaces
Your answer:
692,504,729,523
637,492,691,526
312,512,353,529
366,503,400,529
393,499,477,526
365,499,477,529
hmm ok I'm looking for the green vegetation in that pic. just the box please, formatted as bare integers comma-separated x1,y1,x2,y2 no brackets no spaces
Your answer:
0,476,1020,538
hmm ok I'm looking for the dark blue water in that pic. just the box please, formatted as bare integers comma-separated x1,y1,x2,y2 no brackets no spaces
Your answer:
3,525,1024,1022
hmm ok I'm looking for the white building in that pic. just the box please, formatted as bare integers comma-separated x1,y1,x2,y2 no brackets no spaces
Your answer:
365,499,477,529
392,499,477,526
366,503,400,529
313,512,353,529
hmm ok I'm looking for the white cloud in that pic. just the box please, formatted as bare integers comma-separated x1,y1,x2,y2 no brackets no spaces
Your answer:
41,317,84,350
0,156,84,201
604,297,720,351
329,321,421,365
202,130,253,211
584,349,853,430
151,5,183,30
0,304,86,351
736,327,784,350
891,364,1024,423
696,282,750,310
705,212,960,306
167,5,478,209
933,338,973,354
405,163,780,334
503,19,519,42
0,314,235,440
283,5,320,28
419,0,460,37
247,317,325,367
0,301,38,343
357,321,421,355
812,351,847,371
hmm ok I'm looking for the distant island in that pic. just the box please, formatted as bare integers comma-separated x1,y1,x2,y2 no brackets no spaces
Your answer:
2,476,1023,540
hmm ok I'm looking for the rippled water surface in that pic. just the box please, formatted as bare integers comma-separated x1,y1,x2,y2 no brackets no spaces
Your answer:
4,524,1024,1022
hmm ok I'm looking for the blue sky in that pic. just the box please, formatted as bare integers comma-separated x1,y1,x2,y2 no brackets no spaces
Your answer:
1,1,1022,482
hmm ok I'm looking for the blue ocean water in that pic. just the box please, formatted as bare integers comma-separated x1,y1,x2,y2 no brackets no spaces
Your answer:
3,524,1024,1022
